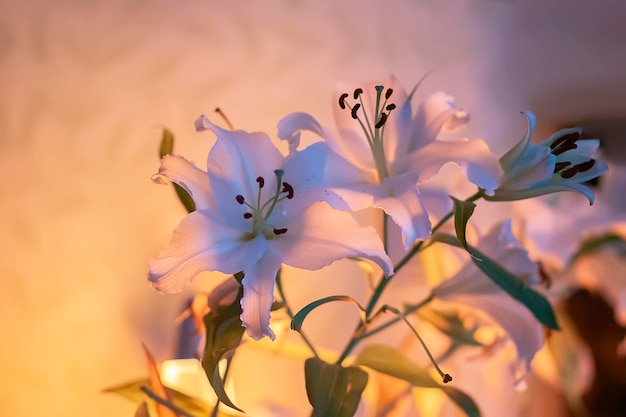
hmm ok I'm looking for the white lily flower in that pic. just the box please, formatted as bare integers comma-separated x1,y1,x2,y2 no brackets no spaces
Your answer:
278,76,502,248
148,116,393,341
488,111,608,204
431,220,544,383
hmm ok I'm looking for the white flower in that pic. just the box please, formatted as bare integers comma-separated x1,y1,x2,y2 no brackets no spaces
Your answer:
148,117,393,340
278,75,502,248
487,111,608,203
431,220,544,383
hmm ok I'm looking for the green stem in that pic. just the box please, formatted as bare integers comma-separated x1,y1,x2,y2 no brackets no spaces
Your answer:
276,271,320,358
334,189,485,364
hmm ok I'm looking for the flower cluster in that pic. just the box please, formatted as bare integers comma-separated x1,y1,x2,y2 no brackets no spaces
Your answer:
111,75,613,417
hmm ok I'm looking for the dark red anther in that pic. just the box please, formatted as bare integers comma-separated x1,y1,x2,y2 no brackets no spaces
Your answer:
385,88,393,99
351,103,361,119
386,103,396,111
256,176,265,188
282,182,294,199
375,112,388,129
442,374,452,384
560,166,579,179
576,159,596,173
339,93,349,109
235,195,245,205
353,88,363,99
243,212,253,219
550,132,579,156
273,228,288,235
554,161,571,173
560,159,596,178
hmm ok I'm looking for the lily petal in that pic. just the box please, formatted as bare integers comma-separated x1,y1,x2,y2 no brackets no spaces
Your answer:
240,254,282,340
148,211,266,293
373,182,432,248
152,155,213,210
196,115,285,209
396,138,502,195
277,112,327,155
449,293,544,383
281,141,376,212
271,202,393,277
408,92,470,152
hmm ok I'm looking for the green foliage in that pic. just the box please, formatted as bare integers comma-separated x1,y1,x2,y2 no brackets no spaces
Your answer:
304,357,369,417
570,233,626,263
104,379,213,417
354,345,481,417
418,307,484,362
451,196,476,253
291,295,366,333
432,233,560,330
158,128,196,213
201,285,246,413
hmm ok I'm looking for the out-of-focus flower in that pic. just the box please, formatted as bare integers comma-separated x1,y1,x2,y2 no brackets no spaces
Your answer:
512,161,626,269
278,75,501,248
148,117,392,341
487,111,608,203
431,220,544,383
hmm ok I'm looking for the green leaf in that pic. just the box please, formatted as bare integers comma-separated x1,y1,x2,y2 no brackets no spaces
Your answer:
432,232,560,330
304,357,369,417
159,129,175,159
570,233,626,263
417,307,484,362
354,345,481,417
202,286,246,413
291,296,365,333
469,245,559,330
104,379,150,403
104,379,213,417
158,128,196,213
451,196,476,253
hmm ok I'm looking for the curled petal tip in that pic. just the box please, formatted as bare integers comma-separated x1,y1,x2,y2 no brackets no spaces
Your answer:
194,114,213,132
150,174,169,185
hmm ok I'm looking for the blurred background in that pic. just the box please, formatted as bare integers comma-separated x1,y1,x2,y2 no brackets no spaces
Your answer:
1,0,625,416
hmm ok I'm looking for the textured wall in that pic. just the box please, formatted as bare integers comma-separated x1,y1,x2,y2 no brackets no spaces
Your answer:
1,0,624,416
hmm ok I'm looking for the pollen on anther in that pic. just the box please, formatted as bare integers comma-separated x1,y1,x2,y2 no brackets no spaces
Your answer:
235,195,245,205
351,103,361,119
282,182,294,199
386,103,396,111
256,176,265,188
554,161,571,173
375,113,388,129
339,93,349,109
243,212,253,219
353,88,363,99
385,88,393,99
273,228,288,235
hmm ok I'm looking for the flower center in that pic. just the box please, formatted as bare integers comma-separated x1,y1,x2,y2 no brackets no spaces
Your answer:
549,131,596,179
338,85,396,183
235,169,294,240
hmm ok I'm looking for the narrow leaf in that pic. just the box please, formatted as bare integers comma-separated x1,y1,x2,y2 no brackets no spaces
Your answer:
304,357,369,417
570,233,625,263
431,233,559,330
291,296,366,333
354,345,480,417
470,246,560,330
451,196,476,252
104,378,214,417
142,344,179,417
202,286,246,412
159,129,175,159
158,128,196,213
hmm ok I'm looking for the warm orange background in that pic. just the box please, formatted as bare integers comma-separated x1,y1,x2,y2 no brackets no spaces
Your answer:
1,1,624,416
